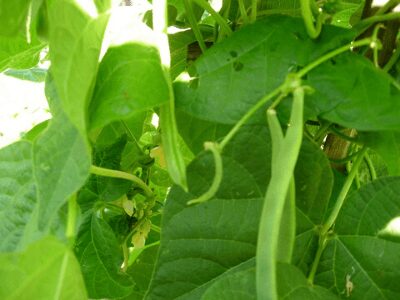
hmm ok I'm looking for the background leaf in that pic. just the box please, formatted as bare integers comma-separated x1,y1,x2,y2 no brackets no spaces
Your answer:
4,67,47,82
75,213,134,299
0,141,37,252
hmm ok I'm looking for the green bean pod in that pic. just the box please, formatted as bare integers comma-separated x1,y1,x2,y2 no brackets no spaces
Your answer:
256,87,304,300
160,101,188,191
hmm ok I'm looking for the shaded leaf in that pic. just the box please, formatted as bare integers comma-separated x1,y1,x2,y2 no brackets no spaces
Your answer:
124,245,160,300
146,125,271,299
307,54,400,131
277,263,339,299
4,67,47,82
360,131,400,176
89,40,169,131
75,213,134,299
316,178,400,299
174,15,354,125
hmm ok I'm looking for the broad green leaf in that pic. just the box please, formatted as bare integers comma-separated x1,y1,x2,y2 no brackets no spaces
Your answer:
89,40,169,131
0,141,37,252
0,236,87,300
22,119,50,141
176,110,231,154
192,259,339,300
292,140,333,274
295,139,334,224
4,67,47,82
360,131,400,176
315,178,400,299
174,15,354,125
146,125,272,299
75,213,134,299
124,245,160,300
317,237,400,299
0,37,43,72
335,177,400,239
0,0,45,71
0,0,31,37
277,263,339,299
201,259,256,300
169,30,197,79
79,135,132,205
0,98,90,248
147,123,338,298
307,54,400,131
47,0,109,134
94,0,112,13
34,110,91,230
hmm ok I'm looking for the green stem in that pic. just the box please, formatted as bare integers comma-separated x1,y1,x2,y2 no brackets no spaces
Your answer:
122,242,129,272
328,150,361,164
383,45,400,72
329,126,359,143
238,0,250,24
66,193,77,245
364,152,377,181
372,24,384,67
321,147,367,235
251,0,257,22
90,165,153,197
356,12,400,33
308,148,367,283
307,234,327,283
219,86,283,150
151,223,161,233
314,122,331,144
300,0,322,39
376,0,400,15
258,8,302,16
184,0,207,53
297,38,373,77
187,142,223,205
192,0,232,36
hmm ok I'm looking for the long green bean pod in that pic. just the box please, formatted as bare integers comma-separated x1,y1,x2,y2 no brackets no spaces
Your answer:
256,87,304,300
153,0,188,191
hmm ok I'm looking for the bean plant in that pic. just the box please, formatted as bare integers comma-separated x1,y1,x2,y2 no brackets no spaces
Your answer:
0,0,400,299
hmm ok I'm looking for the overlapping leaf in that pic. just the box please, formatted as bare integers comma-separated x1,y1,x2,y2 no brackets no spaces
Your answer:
174,15,354,126
0,142,37,252
0,237,87,300
146,125,337,299
47,0,109,134
75,213,134,299
307,54,400,131
0,0,44,71
315,177,400,299
89,41,169,130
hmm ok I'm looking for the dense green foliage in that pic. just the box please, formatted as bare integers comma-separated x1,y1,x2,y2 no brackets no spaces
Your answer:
1,0,400,299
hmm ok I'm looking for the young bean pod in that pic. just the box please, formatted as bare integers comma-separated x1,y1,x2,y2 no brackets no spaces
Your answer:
256,86,304,300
